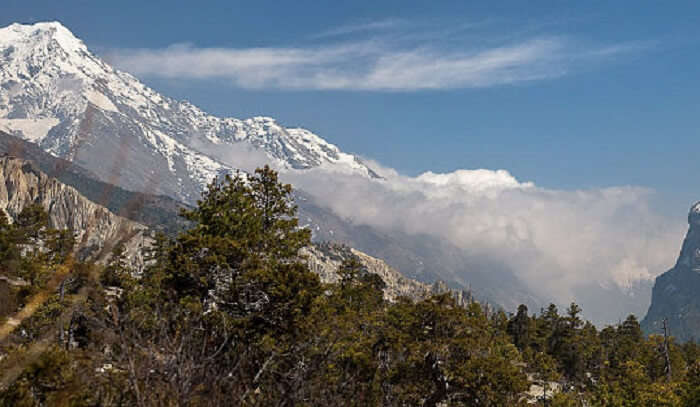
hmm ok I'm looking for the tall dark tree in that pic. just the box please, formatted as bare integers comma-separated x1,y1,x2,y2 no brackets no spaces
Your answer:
508,304,531,351
104,166,324,405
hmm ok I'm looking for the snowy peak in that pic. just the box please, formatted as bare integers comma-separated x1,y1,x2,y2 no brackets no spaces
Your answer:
0,21,121,129
216,116,378,176
0,21,107,85
0,21,86,53
0,21,378,202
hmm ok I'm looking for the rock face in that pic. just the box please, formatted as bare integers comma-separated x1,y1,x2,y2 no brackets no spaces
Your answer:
0,156,148,267
304,244,433,301
0,130,189,235
304,244,475,306
642,203,700,342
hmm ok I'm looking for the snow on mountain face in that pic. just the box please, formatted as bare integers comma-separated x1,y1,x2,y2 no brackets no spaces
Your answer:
0,21,377,203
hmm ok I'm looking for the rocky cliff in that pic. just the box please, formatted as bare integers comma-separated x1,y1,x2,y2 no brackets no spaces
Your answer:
0,156,148,267
642,203,700,342
0,130,189,235
304,244,433,301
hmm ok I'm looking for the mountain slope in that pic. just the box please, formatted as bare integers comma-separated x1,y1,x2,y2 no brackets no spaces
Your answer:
0,126,540,309
642,203,700,342
304,243,474,305
0,130,190,234
0,21,378,203
0,21,543,312
297,194,543,310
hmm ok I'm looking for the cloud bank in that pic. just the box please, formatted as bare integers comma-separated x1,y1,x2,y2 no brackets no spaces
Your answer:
199,143,683,323
293,164,683,321
106,22,644,91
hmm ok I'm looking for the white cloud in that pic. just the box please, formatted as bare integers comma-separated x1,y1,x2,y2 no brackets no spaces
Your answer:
415,169,534,195
106,35,641,91
189,136,272,174
311,18,406,39
187,138,683,323
284,164,682,322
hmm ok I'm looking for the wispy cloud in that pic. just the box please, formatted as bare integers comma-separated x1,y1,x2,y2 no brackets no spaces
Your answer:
108,35,641,91
311,18,405,39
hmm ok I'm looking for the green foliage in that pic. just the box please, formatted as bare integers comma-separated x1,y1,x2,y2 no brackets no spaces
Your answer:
99,244,130,287
2,167,700,406
508,304,531,351
0,346,88,406
0,204,77,317
509,301,700,405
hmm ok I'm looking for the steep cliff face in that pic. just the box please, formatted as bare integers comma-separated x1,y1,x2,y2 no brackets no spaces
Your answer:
0,156,148,267
643,203,700,342
0,130,190,235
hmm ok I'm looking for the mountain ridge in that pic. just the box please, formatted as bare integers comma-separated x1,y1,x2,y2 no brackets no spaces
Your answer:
0,20,544,313
0,21,379,203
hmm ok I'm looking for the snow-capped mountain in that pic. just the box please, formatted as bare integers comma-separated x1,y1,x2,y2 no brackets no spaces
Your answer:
0,21,546,312
0,21,378,203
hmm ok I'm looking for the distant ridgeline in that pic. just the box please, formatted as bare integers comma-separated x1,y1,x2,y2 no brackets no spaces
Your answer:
643,202,700,343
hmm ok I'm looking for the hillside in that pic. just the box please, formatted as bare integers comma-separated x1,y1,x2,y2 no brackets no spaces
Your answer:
0,161,697,406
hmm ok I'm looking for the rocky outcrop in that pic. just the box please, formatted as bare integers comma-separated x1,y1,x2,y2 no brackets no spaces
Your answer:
0,130,190,235
642,203,700,342
0,156,148,268
304,244,432,301
304,243,475,305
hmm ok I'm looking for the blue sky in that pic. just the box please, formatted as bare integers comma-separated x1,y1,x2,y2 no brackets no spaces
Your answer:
3,1,700,218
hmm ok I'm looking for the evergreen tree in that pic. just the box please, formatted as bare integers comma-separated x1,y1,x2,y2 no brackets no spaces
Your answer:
4,167,700,406
508,304,531,351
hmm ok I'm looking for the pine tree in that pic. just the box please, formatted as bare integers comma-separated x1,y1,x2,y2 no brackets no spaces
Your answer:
508,304,531,351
